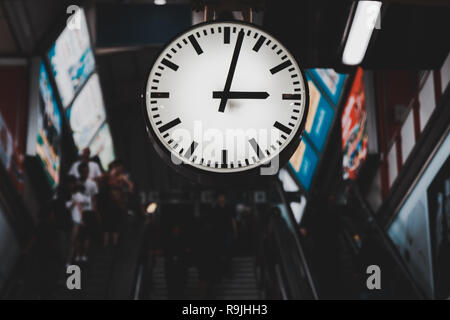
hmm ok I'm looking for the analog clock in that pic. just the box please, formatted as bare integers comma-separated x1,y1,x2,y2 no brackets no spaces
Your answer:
143,21,309,185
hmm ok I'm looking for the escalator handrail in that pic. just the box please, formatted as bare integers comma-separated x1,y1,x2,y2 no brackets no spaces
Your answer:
275,179,319,300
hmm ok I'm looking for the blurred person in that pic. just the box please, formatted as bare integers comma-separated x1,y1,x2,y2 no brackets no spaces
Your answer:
91,155,105,174
65,175,84,265
102,160,134,246
77,162,100,262
51,181,74,269
69,147,102,181
214,192,238,276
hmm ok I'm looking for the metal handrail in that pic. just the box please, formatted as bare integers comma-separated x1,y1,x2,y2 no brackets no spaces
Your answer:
275,179,319,300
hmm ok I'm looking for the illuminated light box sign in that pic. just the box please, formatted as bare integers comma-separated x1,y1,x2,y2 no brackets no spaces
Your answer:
304,76,335,153
341,68,368,180
37,61,63,187
282,68,347,194
89,123,115,170
67,73,106,150
48,8,95,108
308,69,347,106
289,139,319,191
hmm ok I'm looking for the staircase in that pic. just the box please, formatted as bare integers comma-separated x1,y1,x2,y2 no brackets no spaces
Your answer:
149,256,260,300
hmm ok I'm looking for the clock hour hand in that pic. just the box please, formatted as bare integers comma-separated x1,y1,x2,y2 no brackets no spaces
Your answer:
218,29,245,113
213,91,270,99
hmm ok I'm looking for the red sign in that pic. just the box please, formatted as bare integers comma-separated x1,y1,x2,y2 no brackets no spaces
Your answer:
341,68,368,180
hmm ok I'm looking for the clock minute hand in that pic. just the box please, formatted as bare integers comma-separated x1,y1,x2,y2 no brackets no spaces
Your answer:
218,29,245,113
213,91,270,99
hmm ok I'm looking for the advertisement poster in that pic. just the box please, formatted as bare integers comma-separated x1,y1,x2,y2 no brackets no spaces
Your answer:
38,61,62,187
89,123,115,171
427,156,450,299
388,133,450,298
388,192,434,298
289,139,319,191
308,69,347,106
341,68,368,180
67,73,106,150
48,8,95,108
305,78,335,153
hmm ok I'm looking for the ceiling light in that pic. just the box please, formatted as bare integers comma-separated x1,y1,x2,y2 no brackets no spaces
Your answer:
342,1,382,66
154,0,166,5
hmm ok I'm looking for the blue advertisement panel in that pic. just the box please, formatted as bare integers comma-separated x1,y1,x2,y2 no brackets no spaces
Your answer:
282,68,347,194
288,139,319,191
37,61,62,187
304,76,335,152
308,69,347,106
48,8,95,108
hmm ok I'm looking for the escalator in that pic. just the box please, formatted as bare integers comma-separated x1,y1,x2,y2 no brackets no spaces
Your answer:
6,215,147,300
135,182,318,300
149,256,260,300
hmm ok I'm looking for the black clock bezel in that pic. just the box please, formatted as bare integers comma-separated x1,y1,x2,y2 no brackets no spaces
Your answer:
141,20,309,187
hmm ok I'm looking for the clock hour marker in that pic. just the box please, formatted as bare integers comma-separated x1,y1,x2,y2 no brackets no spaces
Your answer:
151,92,170,99
274,121,292,135
221,149,228,168
184,141,199,159
253,35,266,52
188,34,203,55
282,93,301,100
161,58,179,71
270,60,292,75
249,138,265,160
224,27,230,44
158,118,181,133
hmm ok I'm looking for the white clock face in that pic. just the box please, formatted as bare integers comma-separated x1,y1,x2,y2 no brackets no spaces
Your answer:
145,22,307,174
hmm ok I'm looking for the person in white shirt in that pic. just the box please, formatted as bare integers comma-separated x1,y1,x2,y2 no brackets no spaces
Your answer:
77,162,100,263
65,175,84,266
69,147,103,181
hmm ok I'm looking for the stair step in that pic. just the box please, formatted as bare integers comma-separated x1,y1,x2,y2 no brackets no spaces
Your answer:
150,256,260,300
